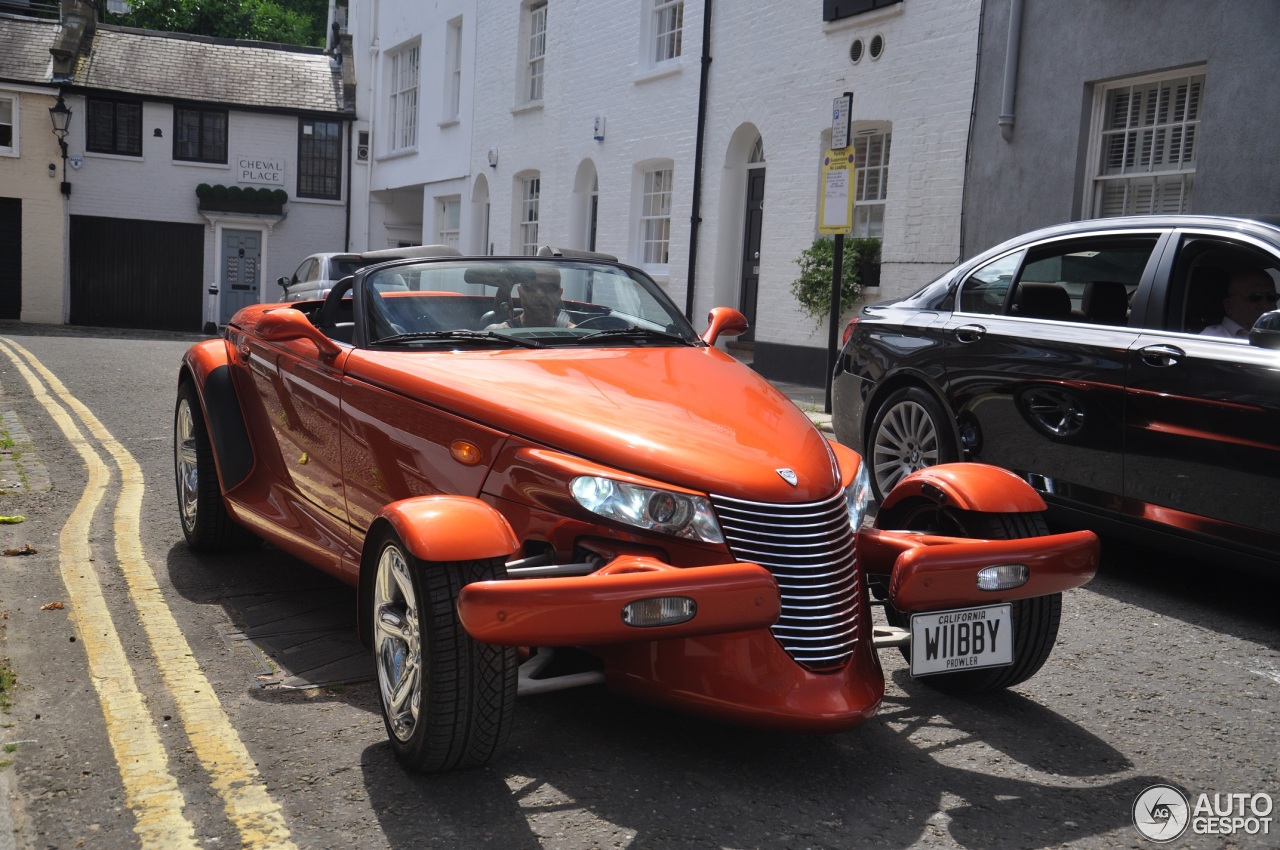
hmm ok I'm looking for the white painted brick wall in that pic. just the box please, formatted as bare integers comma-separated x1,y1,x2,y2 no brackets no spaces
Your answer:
355,0,979,351
61,95,347,319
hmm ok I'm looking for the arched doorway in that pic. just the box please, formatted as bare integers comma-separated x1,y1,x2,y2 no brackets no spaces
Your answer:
737,136,766,344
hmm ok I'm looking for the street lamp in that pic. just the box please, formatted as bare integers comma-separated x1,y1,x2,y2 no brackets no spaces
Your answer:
48,93,72,197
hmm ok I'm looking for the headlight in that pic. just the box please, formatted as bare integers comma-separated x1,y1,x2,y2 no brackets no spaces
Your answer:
845,460,871,531
570,476,724,544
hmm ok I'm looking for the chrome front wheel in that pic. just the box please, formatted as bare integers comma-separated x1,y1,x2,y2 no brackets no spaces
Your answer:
367,525,518,773
374,542,421,743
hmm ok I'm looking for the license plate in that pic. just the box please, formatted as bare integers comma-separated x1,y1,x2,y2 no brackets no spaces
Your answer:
910,603,1012,677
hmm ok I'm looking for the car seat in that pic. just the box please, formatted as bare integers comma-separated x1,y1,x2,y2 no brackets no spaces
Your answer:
1081,281,1129,325
1011,282,1073,320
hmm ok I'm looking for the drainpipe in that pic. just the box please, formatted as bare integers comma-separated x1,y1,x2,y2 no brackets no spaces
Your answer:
997,0,1023,142
683,0,713,321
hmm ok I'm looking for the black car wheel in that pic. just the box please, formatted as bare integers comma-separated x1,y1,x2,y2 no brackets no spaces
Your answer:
370,526,518,772
879,504,1063,695
173,381,258,552
867,387,959,501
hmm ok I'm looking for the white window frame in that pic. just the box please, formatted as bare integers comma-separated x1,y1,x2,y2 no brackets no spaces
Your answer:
438,195,461,249
852,126,890,239
387,43,420,152
1086,67,1204,218
523,2,548,105
652,0,684,64
640,166,673,268
0,93,18,157
444,18,463,123
519,175,541,255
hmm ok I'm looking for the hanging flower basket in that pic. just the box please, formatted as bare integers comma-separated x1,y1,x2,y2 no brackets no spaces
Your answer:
196,183,288,215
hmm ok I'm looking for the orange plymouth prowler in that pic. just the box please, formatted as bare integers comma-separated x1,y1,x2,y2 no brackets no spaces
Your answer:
175,249,1098,772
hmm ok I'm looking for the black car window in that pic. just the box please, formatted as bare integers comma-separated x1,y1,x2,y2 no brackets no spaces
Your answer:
297,258,318,283
957,251,1023,315
1167,236,1280,335
959,237,1158,324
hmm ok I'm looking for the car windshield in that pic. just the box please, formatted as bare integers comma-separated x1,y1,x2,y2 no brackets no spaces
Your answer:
361,258,701,347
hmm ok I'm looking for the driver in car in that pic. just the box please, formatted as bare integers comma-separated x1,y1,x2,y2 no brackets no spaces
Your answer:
487,267,576,329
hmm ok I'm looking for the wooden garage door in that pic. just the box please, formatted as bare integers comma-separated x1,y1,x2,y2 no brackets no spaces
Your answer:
0,197,19,321
70,215,204,331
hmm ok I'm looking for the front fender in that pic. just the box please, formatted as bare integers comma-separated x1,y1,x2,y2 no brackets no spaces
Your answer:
877,463,1046,517
373,496,519,563
180,339,254,491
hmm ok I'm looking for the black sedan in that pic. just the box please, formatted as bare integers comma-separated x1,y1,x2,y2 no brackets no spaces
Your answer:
833,215,1280,569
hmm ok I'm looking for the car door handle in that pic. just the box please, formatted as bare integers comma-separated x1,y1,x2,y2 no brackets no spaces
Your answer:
954,324,986,343
1139,344,1184,367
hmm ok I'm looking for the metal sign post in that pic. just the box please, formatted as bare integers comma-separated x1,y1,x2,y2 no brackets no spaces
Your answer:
821,92,854,413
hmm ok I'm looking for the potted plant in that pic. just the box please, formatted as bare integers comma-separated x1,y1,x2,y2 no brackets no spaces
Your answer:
196,183,288,214
789,236,881,325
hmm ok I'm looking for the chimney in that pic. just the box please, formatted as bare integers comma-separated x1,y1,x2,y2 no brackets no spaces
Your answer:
49,0,97,80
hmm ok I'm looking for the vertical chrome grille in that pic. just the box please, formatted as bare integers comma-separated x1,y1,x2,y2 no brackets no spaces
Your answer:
711,491,860,668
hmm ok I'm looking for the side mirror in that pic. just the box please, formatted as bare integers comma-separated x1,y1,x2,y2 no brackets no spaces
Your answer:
256,308,342,358
277,276,291,294
1249,310,1280,350
702,306,749,347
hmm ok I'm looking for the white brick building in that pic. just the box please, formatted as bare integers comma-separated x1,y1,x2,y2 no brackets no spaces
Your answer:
0,5,353,332
349,0,980,383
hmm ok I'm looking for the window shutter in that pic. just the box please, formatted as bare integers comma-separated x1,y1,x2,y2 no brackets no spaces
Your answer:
824,0,902,23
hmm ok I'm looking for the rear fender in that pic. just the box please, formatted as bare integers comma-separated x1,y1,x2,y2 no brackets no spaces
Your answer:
876,463,1046,520
180,340,254,491
357,496,519,648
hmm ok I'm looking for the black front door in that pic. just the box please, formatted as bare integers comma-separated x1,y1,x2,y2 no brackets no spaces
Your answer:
737,169,765,343
0,197,20,320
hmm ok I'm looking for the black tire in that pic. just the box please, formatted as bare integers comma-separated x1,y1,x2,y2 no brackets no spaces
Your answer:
370,526,518,772
880,504,1062,695
867,386,959,502
174,381,258,552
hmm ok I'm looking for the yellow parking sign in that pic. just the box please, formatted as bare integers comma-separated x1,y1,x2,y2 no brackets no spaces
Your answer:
819,148,857,236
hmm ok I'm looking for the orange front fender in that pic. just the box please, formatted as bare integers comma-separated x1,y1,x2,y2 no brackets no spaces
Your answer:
375,496,519,563
877,463,1047,516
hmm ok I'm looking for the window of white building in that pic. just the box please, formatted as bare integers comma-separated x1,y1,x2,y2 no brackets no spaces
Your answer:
388,44,420,151
1088,69,1203,217
0,95,16,155
520,175,541,254
523,2,548,104
652,0,683,64
444,19,463,123
438,196,461,248
852,129,890,239
641,167,673,266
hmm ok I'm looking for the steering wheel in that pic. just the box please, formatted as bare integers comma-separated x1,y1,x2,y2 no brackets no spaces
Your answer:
318,276,355,328
574,314,631,330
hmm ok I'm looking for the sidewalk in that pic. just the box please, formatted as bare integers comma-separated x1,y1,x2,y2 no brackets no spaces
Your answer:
768,379,834,434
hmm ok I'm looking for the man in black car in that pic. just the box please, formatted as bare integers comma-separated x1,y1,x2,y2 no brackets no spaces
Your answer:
1200,267,1280,339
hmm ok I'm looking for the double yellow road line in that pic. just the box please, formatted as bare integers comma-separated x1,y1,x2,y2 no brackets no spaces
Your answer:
0,338,296,849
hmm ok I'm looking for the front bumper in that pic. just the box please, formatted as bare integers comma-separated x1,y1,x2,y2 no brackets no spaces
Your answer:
457,556,781,646
858,528,1099,612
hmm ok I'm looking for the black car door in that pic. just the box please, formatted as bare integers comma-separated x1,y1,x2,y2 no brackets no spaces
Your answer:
1122,229,1280,554
941,231,1164,512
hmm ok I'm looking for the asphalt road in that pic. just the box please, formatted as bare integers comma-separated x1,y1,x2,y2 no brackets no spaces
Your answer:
0,322,1276,850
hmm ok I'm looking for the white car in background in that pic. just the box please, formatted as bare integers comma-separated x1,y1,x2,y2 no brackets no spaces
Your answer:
277,245,461,301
